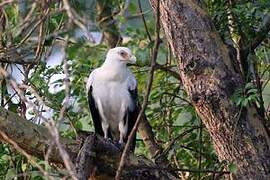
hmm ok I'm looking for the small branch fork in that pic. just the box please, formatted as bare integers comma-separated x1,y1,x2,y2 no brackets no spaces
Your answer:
115,0,161,179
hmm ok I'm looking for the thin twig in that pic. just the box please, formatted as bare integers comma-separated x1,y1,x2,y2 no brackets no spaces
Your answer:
18,9,50,46
139,166,230,175
155,63,181,80
45,120,77,180
198,118,203,180
17,3,37,34
156,126,201,161
0,67,47,122
137,0,152,42
62,0,95,43
162,92,192,106
0,0,16,8
34,10,46,63
45,35,77,180
57,35,70,128
0,131,53,180
173,150,184,179
115,1,161,179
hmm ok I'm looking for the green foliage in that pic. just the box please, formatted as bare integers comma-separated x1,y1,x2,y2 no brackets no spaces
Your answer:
228,162,237,173
1,0,270,179
207,0,269,40
232,82,259,107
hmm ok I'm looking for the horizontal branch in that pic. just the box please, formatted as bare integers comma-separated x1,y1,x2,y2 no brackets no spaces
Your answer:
0,58,35,65
0,106,79,164
0,47,36,64
155,63,180,80
0,106,177,179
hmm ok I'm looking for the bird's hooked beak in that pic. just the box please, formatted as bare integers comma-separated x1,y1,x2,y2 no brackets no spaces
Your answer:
128,55,136,64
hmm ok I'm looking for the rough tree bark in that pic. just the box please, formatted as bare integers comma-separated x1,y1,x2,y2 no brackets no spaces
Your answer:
0,106,177,179
150,0,270,179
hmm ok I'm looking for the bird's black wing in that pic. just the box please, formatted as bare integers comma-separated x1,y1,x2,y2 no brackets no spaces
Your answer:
88,86,104,136
126,87,139,152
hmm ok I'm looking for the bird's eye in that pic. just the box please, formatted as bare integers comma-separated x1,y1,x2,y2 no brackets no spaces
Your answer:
119,51,127,58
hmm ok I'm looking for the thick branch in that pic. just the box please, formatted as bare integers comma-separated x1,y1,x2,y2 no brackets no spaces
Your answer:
0,106,177,179
76,133,177,180
0,47,35,65
0,106,79,164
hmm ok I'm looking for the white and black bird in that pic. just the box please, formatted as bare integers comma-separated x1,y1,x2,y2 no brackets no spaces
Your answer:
86,47,139,151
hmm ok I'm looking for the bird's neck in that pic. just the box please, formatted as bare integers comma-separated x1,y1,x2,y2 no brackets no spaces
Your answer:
102,58,126,69
101,59,128,81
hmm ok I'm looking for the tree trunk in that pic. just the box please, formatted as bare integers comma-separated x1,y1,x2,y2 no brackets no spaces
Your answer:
150,0,270,179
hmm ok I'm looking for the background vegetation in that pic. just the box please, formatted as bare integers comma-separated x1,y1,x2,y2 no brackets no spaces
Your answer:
0,0,269,179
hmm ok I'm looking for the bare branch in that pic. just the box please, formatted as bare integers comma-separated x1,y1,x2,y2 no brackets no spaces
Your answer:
0,47,36,65
0,106,79,164
156,126,200,161
155,63,180,80
50,35,77,180
0,0,16,8
137,0,152,42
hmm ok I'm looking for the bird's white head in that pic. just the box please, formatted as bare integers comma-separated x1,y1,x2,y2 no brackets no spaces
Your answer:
106,47,136,65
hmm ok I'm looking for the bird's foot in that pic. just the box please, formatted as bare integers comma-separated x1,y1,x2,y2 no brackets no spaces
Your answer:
76,131,92,146
115,141,125,151
104,137,113,143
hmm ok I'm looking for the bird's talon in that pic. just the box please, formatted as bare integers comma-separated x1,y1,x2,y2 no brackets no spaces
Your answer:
105,138,113,143
115,142,125,150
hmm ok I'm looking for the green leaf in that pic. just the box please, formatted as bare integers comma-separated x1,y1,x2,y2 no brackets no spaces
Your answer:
247,88,257,94
75,120,83,130
5,168,16,180
21,163,27,172
245,82,255,89
129,2,137,13
228,163,237,173
242,99,249,107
